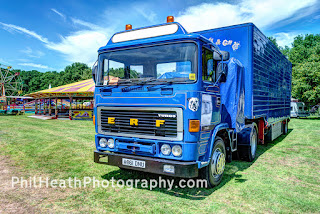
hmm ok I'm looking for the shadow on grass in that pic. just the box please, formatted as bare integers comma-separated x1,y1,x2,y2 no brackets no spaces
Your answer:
101,129,293,200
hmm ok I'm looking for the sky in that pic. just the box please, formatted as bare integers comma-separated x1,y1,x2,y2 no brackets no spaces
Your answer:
0,0,319,72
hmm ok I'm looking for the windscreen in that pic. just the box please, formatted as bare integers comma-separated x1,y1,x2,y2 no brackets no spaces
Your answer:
97,42,197,86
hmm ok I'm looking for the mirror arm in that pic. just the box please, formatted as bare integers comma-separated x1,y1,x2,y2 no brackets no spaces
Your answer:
212,72,223,87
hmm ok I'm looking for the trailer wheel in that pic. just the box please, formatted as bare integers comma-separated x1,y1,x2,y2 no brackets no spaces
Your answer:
248,127,258,161
238,125,258,162
200,136,226,188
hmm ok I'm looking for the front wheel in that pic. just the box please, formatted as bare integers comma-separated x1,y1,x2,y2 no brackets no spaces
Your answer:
200,136,226,188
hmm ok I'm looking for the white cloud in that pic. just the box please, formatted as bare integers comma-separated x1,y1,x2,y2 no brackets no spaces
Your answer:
176,0,318,32
0,58,9,65
45,29,109,66
51,8,66,20
0,22,48,43
41,18,112,66
314,14,320,19
21,47,45,58
273,32,300,47
0,19,111,67
71,18,101,30
17,59,30,62
134,7,157,23
18,63,53,69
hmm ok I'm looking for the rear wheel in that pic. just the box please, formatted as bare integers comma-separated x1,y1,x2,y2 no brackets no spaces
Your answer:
200,136,226,188
249,127,258,161
238,124,258,162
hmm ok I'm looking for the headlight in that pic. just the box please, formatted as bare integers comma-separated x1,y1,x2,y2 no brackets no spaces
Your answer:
172,145,182,157
161,144,171,155
99,138,108,148
107,138,115,148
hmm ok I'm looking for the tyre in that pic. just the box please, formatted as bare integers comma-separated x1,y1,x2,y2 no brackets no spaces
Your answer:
282,121,288,135
200,136,226,188
238,124,258,162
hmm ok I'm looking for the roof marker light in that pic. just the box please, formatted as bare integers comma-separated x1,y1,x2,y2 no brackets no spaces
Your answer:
125,24,132,30
167,16,174,23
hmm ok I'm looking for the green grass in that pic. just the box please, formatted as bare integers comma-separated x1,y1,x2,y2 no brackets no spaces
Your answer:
0,115,319,213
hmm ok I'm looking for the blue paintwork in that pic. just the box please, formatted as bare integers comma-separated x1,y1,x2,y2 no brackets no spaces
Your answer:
95,134,198,161
198,123,230,168
94,22,292,169
196,23,292,122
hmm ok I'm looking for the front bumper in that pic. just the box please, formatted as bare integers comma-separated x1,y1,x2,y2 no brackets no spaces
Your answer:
94,150,198,178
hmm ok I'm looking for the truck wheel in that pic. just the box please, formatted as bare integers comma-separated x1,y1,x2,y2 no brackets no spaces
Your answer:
238,125,257,162
200,136,226,188
248,127,258,162
282,122,288,135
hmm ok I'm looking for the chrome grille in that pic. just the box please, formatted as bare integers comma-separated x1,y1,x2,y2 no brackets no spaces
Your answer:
98,107,183,141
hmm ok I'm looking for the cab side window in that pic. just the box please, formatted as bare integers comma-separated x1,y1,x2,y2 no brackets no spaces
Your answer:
202,48,215,82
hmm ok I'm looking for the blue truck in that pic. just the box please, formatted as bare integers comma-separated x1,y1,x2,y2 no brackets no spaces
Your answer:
92,17,292,187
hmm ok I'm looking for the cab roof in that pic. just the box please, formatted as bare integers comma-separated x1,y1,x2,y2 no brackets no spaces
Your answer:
98,22,217,52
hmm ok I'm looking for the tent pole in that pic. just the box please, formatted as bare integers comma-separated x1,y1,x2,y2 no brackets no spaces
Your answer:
55,97,58,119
69,96,73,120
49,97,52,116
35,99,37,114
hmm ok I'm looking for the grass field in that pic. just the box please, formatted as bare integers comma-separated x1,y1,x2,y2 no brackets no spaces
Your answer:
0,115,319,213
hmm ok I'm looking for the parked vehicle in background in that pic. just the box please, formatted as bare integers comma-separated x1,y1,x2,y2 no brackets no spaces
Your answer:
290,101,310,118
310,104,320,116
92,17,292,188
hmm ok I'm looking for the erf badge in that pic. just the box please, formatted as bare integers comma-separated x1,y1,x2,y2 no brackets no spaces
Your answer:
188,97,199,112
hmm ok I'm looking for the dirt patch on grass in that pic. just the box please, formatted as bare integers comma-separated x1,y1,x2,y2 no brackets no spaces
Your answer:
0,155,42,213
0,155,72,213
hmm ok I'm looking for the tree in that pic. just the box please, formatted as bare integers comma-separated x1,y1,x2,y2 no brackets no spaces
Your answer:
18,62,92,95
289,34,320,106
59,62,91,85
268,36,290,57
268,36,279,49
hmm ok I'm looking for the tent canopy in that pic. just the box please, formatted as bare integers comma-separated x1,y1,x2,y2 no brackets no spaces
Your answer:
27,79,95,98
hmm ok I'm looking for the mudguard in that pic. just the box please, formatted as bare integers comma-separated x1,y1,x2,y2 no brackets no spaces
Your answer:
203,123,229,166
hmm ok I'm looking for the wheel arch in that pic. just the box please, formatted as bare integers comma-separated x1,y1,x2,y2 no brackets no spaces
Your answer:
206,123,231,163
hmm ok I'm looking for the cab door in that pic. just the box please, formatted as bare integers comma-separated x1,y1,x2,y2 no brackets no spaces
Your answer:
198,47,221,156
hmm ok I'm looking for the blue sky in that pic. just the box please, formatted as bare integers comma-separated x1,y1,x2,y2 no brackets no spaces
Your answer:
0,0,319,72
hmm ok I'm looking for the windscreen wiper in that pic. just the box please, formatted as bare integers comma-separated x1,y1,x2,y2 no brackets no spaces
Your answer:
117,79,133,85
147,80,174,91
100,80,133,92
122,78,157,92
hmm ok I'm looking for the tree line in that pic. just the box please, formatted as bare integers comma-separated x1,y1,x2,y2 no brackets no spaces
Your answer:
269,34,320,106
17,62,92,95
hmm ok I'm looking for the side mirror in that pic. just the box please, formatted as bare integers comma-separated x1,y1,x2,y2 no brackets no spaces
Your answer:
92,60,98,83
213,51,230,61
216,63,228,83
221,51,230,61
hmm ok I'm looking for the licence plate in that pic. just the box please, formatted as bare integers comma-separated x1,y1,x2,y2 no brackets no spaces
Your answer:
122,158,145,168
